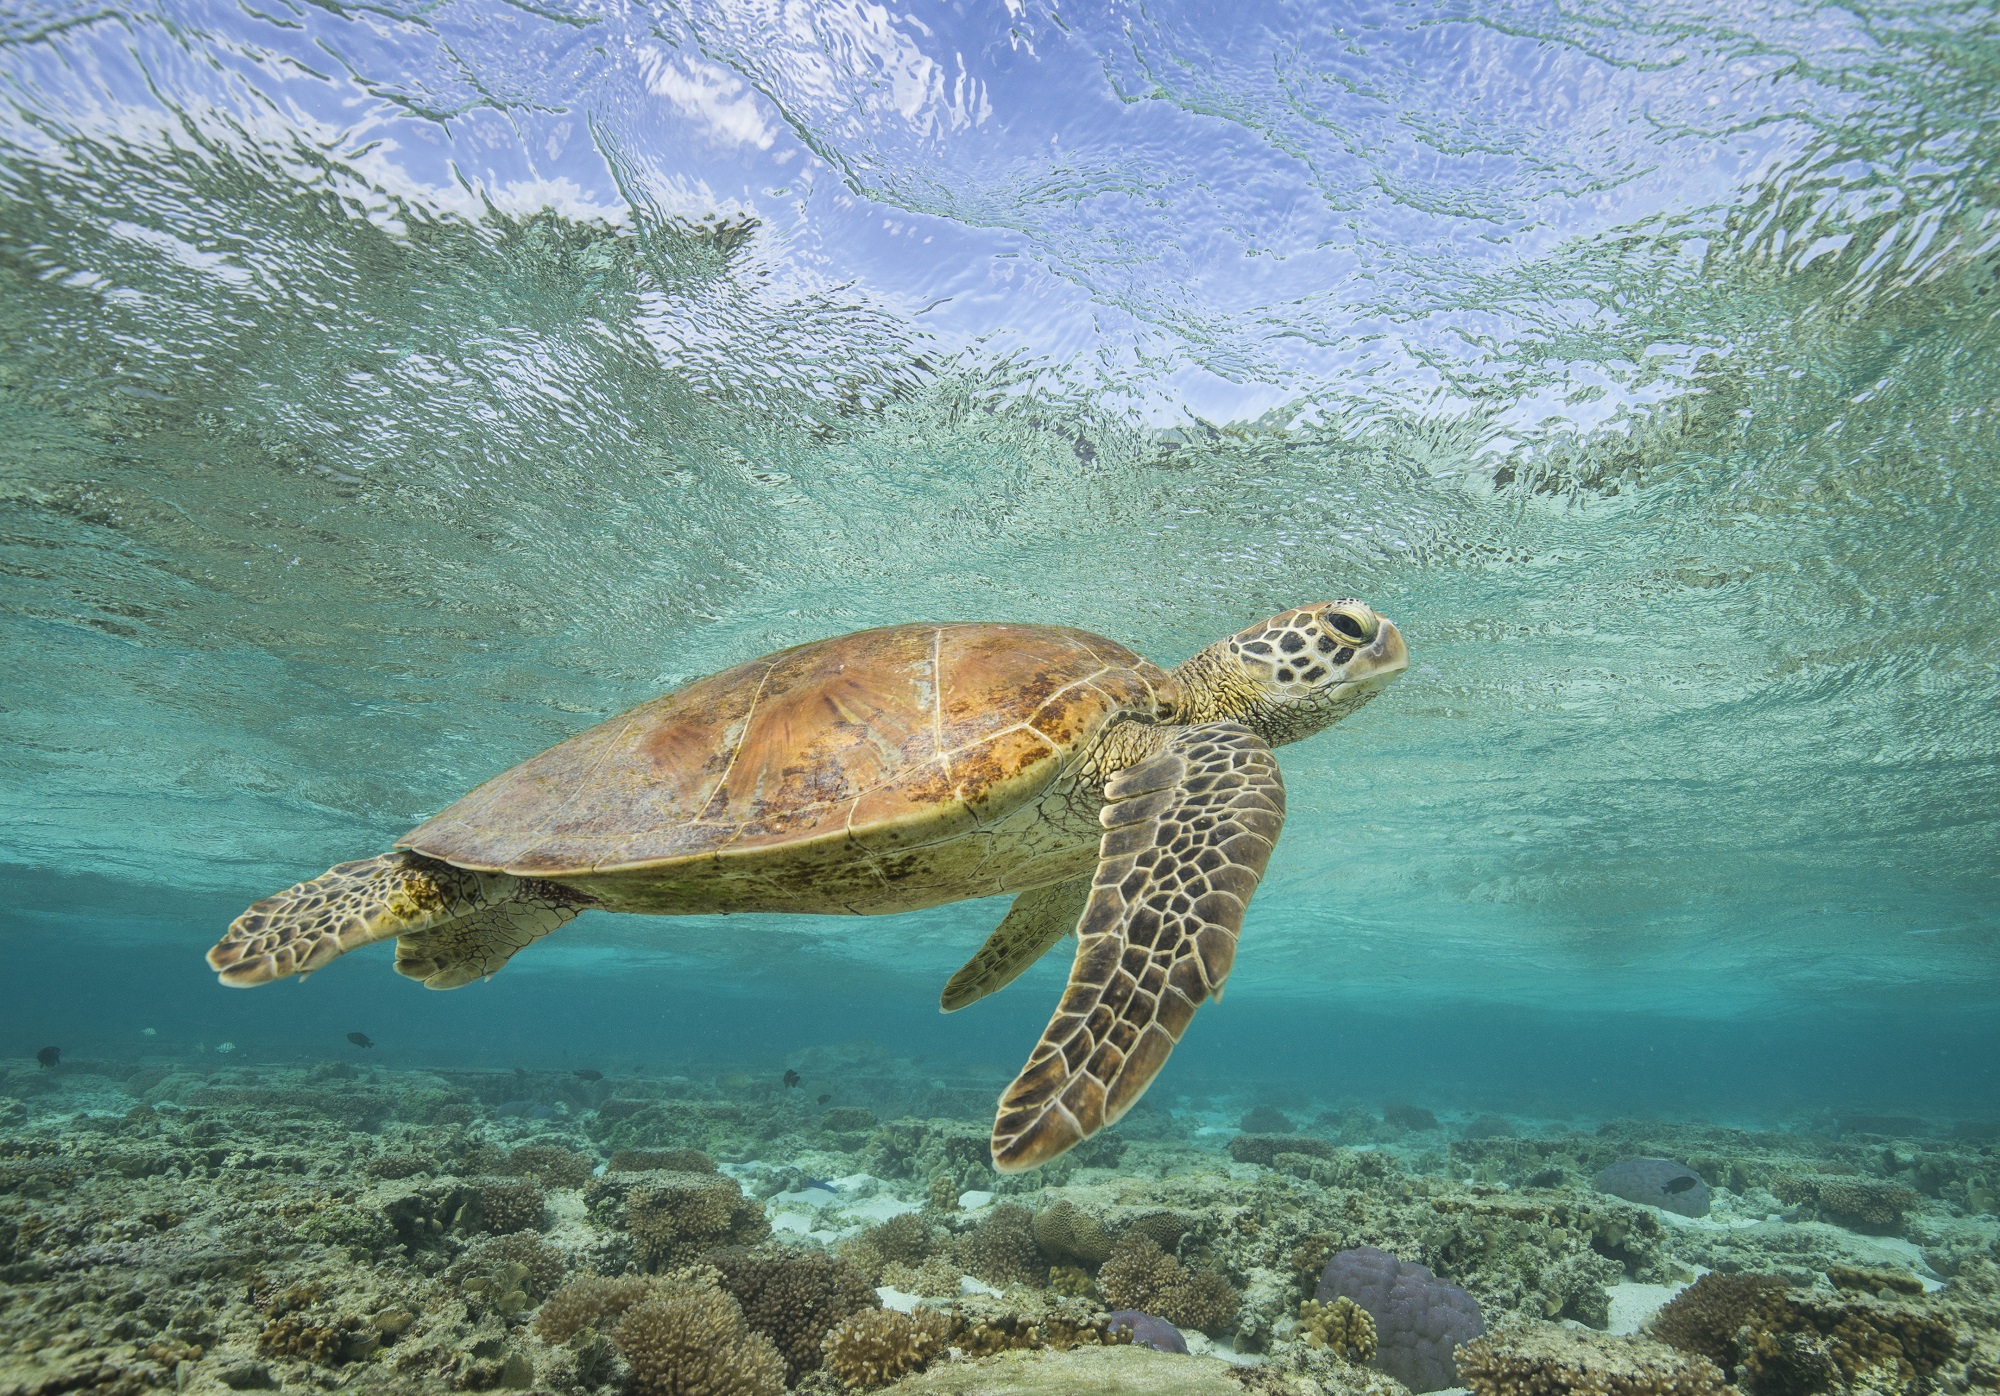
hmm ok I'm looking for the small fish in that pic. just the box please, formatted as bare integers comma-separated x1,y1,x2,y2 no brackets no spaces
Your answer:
216,1042,237,1054
347,1032,375,1049
141,1027,157,1037
782,1069,801,1089
1663,1175,1699,1194
802,1176,838,1193
36,1045,59,1068
574,1069,603,1082
817,1093,832,1106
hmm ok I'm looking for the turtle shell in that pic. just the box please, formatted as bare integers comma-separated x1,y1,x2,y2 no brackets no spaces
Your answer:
399,622,1176,878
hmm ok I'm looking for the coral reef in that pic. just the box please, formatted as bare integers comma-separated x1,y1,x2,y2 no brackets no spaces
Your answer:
610,1148,717,1173
622,1170,771,1269
1772,1175,1923,1229
536,1272,663,1342
1737,1288,1957,1396
615,1279,787,1396
474,1175,548,1234
1319,1245,1484,1393
1241,1106,1295,1133
1031,1198,1114,1265
955,1203,1048,1288
821,1305,952,1388
1103,1309,1187,1353
710,1244,880,1381
1458,1322,1729,1396
1300,1294,1378,1361
1650,1271,1793,1368
1591,1159,1712,1218
1096,1233,1241,1335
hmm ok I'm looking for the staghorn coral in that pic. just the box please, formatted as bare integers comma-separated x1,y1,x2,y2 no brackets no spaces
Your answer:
627,1171,770,1269
1096,1233,1241,1336
1772,1175,1923,1229
476,1176,547,1234
502,1144,595,1188
614,1282,786,1396
957,1203,1048,1288
609,1148,716,1173
1650,1273,1793,1369
821,1305,952,1388
1457,1322,1730,1396
710,1245,880,1382
535,1273,662,1343
1301,1295,1378,1362
1031,1198,1113,1265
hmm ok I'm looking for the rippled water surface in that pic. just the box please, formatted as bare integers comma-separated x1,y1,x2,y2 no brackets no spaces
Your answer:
3,0,1997,1101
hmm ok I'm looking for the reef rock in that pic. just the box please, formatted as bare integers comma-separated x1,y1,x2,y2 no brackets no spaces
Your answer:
1592,1159,1712,1218
1318,1244,1484,1392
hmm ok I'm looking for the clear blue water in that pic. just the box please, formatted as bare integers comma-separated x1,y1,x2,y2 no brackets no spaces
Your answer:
3,0,1997,1126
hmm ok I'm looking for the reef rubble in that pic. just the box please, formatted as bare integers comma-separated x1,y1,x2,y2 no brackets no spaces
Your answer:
1,1052,1996,1396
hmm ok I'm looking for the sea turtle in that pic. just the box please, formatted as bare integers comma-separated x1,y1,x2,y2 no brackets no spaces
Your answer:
208,604,1408,1169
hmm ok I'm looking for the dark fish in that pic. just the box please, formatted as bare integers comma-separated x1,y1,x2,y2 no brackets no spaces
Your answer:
346,1032,374,1049
782,1069,801,1088
817,1093,832,1106
36,1045,59,1068
574,1069,603,1082
802,1176,838,1193
1663,1175,1699,1195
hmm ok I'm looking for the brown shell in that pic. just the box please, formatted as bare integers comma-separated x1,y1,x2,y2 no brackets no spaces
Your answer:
399,623,1175,878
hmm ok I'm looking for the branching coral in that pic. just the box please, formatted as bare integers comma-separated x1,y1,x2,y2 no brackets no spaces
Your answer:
627,1171,770,1269
476,1176,547,1234
609,1148,716,1173
1458,1323,1729,1396
1772,1175,1923,1228
821,1306,951,1388
450,1231,569,1306
1651,1273,1793,1369
534,1273,661,1343
614,1282,785,1396
1737,1290,1957,1396
956,1203,1047,1288
710,1245,880,1382
502,1144,595,1188
1301,1296,1377,1362
1096,1234,1240,1335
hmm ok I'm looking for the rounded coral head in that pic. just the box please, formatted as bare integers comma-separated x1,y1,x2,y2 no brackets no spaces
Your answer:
1205,600,1408,745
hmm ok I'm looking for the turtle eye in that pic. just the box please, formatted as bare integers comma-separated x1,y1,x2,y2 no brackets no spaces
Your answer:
1326,608,1376,644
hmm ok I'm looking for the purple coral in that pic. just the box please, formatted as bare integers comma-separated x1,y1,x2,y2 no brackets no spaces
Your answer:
1104,1310,1188,1353
1317,1245,1483,1393
1591,1157,1711,1218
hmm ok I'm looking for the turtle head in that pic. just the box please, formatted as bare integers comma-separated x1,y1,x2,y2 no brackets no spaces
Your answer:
1174,601,1408,746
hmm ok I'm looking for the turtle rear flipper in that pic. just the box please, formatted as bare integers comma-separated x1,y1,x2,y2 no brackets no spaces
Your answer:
940,876,1090,1012
207,851,584,988
393,892,584,989
990,724,1285,1172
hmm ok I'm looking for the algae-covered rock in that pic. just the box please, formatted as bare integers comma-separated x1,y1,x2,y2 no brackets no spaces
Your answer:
1592,1159,1712,1218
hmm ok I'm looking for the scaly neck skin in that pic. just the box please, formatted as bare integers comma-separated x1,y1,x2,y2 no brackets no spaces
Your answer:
1079,642,1283,788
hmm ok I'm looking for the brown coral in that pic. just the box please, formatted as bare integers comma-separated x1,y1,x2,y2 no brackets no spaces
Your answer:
614,1282,786,1396
503,1144,596,1188
957,1204,1048,1288
535,1273,662,1343
821,1306,951,1388
1096,1234,1241,1335
710,1245,881,1382
627,1171,770,1269
1652,1272,1793,1369
1031,1199,1113,1265
1737,1290,1957,1396
609,1148,716,1173
1300,1296,1377,1362
477,1176,547,1234
1771,1175,1922,1228
1458,1322,1729,1396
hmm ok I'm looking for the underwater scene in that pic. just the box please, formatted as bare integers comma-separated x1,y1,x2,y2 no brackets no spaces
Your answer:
3,0,1999,1393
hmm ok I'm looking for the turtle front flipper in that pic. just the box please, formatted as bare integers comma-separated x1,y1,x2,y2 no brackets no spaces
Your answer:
207,851,585,988
940,876,1090,1012
990,723,1285,1172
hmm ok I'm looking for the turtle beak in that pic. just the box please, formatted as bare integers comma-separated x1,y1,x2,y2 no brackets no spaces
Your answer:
1348,616,1408,692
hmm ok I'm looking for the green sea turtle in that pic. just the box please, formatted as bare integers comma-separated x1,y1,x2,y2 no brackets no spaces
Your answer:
208,603,1408,1169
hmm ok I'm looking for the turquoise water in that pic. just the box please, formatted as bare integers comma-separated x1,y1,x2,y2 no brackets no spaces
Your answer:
4,0,1999,1119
